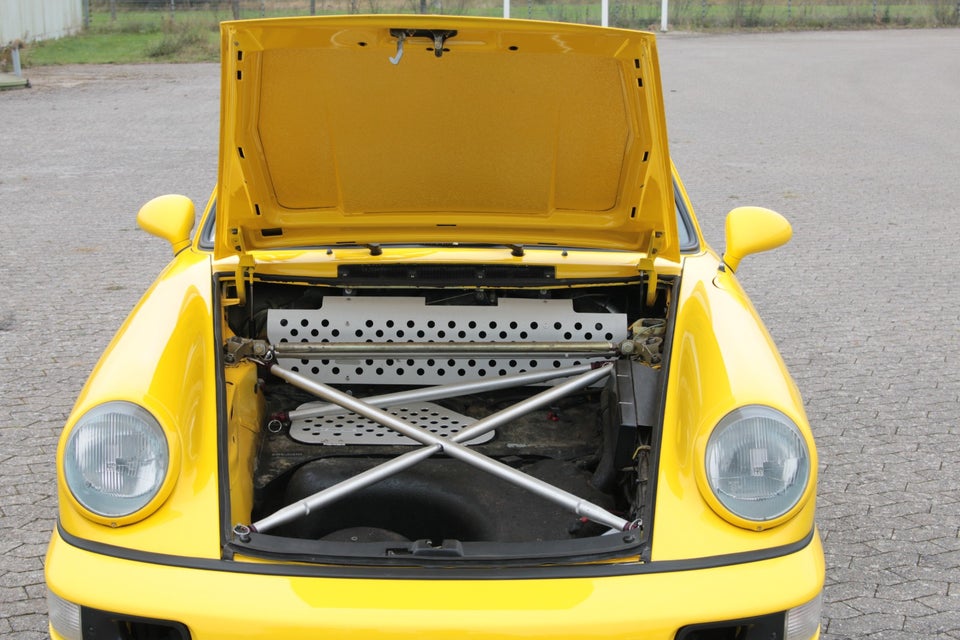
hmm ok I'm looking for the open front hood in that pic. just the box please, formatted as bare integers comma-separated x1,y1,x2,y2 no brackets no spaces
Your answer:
216,16,678,261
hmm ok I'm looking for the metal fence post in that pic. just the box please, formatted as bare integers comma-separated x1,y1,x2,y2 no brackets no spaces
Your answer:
11,46,22,77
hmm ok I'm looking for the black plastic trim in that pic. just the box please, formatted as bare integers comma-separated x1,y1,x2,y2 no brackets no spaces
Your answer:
226,531,641,567
197,198,216,251
336,263,557,286
675,611,786,640
82,606,191,640
674,181,700,254
640,275,681,561
212,274,234,555
57,521,814,581
250,271,648,290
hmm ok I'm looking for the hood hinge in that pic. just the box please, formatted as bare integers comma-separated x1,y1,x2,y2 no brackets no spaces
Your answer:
638,229,664,307
223,227,255,307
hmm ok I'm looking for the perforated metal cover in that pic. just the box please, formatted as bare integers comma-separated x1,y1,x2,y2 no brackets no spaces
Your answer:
267,297,626,385
288,402,492,446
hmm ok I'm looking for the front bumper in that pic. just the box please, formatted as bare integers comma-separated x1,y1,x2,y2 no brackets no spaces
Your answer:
47,527,823,640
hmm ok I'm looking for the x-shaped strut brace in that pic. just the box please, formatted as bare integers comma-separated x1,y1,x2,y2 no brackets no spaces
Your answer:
243,356,638,535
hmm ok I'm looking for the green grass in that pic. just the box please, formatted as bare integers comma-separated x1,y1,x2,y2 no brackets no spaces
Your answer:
21,11,221,66
22,32,164,65
13,2,960,67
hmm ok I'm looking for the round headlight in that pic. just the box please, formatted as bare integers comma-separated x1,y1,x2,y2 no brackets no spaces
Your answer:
63,402,169,519
704,406,810,525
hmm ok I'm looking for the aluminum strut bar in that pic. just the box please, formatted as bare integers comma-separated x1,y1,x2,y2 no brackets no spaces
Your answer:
253,363,634,533
286,362,601,421
273,340,619,359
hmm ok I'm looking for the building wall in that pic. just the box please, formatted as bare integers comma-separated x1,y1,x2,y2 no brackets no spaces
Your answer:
1,0,83,45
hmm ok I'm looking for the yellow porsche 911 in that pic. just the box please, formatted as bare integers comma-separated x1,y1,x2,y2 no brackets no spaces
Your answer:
46,15,823,640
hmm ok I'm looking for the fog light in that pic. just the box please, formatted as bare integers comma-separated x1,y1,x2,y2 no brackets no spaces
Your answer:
785,592,822,640
47,590,82,640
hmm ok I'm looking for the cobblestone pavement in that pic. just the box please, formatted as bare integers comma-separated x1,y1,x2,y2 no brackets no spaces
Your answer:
658,29,960,640
1,29,957,639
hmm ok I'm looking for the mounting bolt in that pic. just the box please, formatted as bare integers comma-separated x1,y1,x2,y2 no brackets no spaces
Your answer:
233,524,252,543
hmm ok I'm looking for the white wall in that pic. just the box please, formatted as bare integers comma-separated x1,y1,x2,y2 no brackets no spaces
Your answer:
1,0,83,45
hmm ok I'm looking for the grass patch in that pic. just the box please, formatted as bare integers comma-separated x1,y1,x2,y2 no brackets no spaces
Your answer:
22,31,171,65
145,22,220,60
21,10,221,66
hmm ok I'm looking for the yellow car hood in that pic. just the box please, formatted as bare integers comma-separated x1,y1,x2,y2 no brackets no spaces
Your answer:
215,16,678,261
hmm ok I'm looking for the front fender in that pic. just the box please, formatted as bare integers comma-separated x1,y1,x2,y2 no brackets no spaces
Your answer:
55,250,222,559
652,252,817,561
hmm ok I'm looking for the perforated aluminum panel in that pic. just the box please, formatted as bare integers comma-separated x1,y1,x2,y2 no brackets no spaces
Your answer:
288,402,492,446
267,296,626,385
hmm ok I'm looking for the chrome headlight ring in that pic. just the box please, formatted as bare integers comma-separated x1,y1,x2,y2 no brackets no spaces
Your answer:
63,401,172,523
702,405,812,529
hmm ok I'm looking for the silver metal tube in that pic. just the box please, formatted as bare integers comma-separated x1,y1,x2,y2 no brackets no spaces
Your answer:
272,365,463,447
439,440,632,530
274,341,618,359
253,363,626,532
264,368,606,530
288,362,600,420
252,444,441,532
444,365,613,445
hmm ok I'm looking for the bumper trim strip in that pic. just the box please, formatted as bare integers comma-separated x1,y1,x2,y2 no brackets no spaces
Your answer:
56,521,815,581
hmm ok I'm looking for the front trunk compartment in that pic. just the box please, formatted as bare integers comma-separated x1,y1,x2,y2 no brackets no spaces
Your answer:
220,275,671,566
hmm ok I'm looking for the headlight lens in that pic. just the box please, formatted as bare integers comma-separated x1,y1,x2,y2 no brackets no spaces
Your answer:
63,402,169,518
705,406,810,523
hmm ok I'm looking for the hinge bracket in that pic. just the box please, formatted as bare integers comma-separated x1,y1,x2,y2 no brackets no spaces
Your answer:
639,230,665,308
223,227,255,307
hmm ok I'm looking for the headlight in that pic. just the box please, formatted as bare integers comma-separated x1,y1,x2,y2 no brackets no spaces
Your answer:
704,406,810,527
63,401,169,519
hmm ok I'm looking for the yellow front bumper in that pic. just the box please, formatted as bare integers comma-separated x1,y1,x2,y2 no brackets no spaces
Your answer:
47,528,823,639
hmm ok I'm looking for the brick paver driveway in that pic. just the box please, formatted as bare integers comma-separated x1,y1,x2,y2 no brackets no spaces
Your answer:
1,29,958,639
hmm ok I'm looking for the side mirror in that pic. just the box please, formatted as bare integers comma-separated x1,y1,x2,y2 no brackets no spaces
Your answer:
137,194,195,256
722,206,792,273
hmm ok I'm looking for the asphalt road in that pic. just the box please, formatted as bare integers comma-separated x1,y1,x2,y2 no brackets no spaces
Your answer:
1,28,958,639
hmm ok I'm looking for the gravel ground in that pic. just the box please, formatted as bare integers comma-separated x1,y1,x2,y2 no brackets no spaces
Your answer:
1,28,958,639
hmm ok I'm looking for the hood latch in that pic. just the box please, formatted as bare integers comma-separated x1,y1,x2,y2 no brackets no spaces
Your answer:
389,28,458,64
